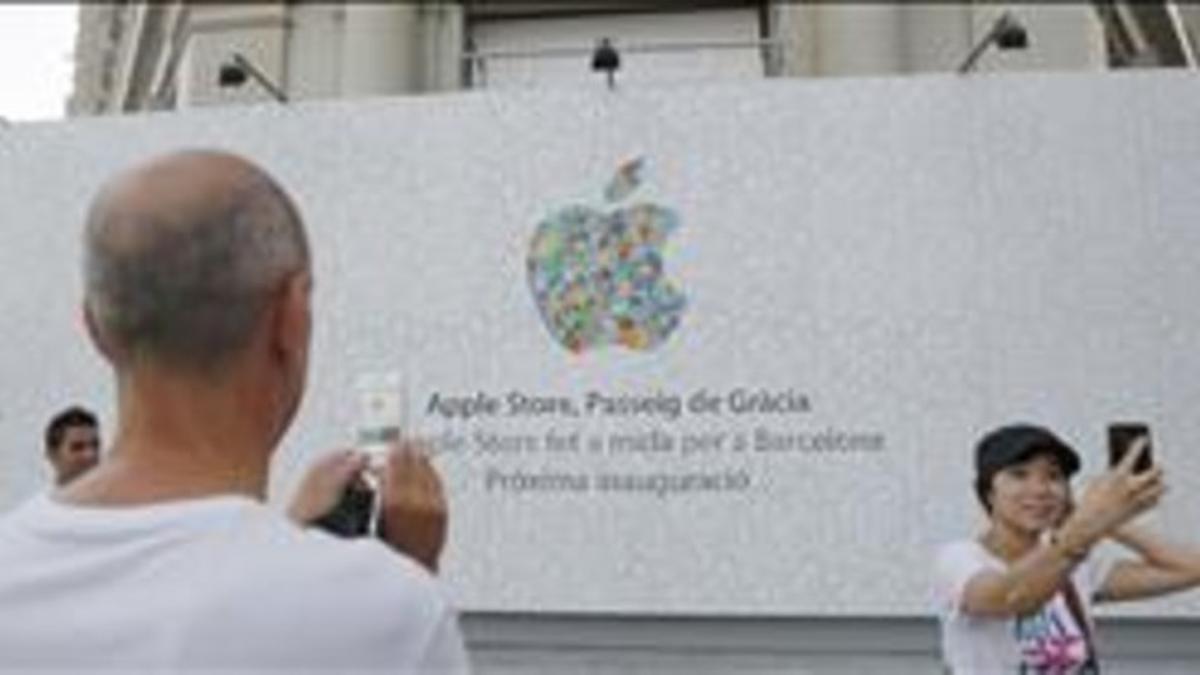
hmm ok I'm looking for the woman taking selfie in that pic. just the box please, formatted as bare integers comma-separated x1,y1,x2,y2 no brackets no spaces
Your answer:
934,424,1200,674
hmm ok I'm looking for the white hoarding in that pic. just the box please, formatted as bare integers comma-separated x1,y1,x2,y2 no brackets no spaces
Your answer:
1,72,1197,617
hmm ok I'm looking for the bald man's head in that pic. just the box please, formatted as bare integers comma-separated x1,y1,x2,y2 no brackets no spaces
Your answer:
83,150,310,372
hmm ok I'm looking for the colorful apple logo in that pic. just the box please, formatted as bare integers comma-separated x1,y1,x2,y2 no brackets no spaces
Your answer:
527,157,686,354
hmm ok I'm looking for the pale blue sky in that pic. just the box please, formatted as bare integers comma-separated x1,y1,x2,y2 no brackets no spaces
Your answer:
0,4,78,122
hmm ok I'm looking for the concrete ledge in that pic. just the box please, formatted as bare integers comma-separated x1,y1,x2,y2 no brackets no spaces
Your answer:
462,612,1200,657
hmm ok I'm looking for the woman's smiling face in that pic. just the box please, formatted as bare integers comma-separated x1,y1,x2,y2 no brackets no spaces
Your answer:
987,453,1071,534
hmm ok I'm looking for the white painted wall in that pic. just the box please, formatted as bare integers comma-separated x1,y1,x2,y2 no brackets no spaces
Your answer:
177,4,289,108
777,2,1105,76
162,3,1108,108
286,2,345,101
468,9,763,89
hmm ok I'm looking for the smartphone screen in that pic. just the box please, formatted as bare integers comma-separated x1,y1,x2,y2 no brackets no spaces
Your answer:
1108,422,1153,473
355,371,403,465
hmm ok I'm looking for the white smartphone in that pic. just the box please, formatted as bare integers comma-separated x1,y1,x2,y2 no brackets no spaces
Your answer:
355,371,404,466
353,371,405,533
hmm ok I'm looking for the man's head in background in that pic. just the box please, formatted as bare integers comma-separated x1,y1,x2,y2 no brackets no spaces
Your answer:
45,406,100,486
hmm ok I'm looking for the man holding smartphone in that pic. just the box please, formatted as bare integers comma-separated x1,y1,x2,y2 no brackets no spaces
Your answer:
0,150,467,671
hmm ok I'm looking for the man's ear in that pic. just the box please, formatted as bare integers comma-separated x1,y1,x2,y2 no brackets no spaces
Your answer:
81,300,116,363
272,270,312,365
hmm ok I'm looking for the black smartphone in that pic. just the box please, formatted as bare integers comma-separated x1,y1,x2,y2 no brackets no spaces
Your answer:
1108,422,1153,474
311,482,375,537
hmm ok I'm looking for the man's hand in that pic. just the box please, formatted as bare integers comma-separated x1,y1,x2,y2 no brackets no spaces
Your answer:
286,449,370,525
373,440,448,574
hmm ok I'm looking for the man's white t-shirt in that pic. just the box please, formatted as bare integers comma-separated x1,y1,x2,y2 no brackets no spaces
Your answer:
933,539,1114,674
0,492,469,673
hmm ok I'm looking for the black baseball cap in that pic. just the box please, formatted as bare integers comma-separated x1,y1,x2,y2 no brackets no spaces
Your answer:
975,424,1081,477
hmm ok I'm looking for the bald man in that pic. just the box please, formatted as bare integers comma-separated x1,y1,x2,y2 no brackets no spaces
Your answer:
0,150,468,671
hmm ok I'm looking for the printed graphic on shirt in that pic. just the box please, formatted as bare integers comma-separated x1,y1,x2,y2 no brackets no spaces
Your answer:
1014,594,1092,673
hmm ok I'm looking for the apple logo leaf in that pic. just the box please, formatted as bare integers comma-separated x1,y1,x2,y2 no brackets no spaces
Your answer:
528,157,687,354
603,156,645,203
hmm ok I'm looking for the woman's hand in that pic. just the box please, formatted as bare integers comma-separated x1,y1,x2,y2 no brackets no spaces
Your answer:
1060,437,1164,551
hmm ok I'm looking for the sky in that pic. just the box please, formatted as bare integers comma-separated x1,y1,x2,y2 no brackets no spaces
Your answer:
0,4,78,123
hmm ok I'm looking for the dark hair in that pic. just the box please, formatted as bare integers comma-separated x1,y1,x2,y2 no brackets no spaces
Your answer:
974,472,995,513
45,406,98,455
973,447,1070,514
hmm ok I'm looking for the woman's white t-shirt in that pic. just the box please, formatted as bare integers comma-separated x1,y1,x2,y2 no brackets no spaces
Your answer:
934,539,1114,674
